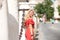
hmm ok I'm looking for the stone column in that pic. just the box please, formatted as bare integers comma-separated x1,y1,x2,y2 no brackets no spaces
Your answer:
0,0,8,40
7,0,18,22
53,0,60,18
7,0,19,40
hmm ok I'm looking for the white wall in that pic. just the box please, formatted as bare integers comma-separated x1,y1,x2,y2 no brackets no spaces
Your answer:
7,0,19,40
0,0,8,40
7,0,18,22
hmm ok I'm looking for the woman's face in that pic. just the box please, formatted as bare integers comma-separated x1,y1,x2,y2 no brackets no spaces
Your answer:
29,10,34,17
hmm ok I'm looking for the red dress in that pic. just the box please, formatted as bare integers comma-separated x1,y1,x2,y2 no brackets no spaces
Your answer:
25,18,34,40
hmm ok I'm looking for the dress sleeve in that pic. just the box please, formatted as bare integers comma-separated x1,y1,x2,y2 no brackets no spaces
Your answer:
25,19,34,28
29,19,34,25
28,19,34,28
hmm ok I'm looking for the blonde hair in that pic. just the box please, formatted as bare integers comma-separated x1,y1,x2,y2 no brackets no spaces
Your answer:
24,9,34,21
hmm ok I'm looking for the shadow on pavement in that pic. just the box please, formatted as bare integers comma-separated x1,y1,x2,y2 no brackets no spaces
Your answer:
8,13,19,40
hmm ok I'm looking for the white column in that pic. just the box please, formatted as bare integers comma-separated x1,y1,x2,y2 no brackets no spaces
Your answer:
0,0,8,40
53,0,60,18
7,0,18,22
7,0,19,40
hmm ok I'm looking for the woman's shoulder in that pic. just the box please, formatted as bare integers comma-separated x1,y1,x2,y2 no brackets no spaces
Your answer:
24,18,34,27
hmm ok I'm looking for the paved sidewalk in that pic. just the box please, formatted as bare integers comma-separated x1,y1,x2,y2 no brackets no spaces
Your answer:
35,23,60,40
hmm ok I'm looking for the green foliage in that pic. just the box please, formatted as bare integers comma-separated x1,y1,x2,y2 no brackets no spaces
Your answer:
44,0,53,6
46,7,54,19
58,5,60,15
34,3,45,14
34,0,54,20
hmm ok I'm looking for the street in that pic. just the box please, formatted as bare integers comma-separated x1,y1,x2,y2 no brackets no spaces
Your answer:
35,23,60,40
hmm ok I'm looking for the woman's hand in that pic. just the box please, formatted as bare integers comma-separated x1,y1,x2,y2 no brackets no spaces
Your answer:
31,31,33,36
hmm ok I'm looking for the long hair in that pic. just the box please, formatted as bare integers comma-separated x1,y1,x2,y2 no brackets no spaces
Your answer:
24,9,34,21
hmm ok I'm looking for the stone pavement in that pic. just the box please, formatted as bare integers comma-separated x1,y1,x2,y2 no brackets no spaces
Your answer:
35,23,60,40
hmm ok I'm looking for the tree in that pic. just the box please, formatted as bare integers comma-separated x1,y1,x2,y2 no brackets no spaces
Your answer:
58,5,60,15
34,0,54,20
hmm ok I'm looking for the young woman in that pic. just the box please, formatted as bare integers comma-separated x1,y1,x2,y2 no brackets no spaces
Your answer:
24,9,35,40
